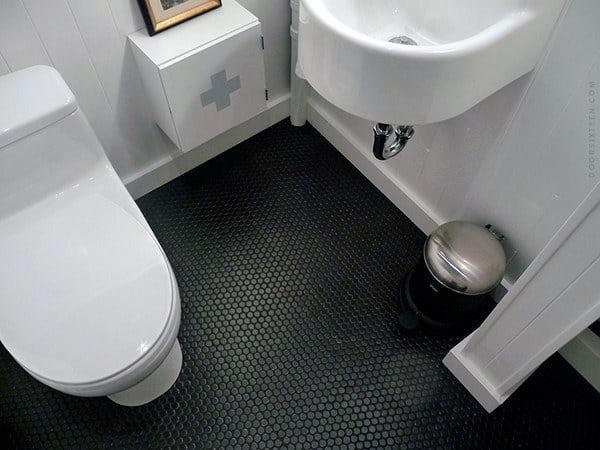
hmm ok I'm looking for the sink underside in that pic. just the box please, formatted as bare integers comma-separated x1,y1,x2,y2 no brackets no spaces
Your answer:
298,0,567,124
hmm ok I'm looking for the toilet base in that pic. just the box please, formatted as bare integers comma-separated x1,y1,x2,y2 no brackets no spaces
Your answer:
108,339,182,407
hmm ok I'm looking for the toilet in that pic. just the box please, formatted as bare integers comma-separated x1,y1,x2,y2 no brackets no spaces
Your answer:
0,66,182,406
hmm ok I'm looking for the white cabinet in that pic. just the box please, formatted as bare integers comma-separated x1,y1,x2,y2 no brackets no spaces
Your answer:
129,0,266,152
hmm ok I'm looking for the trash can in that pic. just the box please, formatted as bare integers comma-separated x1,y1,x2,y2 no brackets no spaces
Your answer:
399,221,506,330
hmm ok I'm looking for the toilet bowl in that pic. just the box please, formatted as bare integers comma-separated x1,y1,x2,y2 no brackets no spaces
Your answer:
0,66,182,406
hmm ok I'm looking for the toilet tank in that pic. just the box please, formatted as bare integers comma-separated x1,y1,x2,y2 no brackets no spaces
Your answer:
0,66,107,218
0,66,77,149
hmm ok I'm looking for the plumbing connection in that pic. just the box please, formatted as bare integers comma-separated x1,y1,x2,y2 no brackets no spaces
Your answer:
372,123,415,160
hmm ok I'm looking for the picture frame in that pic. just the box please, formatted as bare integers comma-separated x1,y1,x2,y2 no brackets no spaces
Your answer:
137,0,222,36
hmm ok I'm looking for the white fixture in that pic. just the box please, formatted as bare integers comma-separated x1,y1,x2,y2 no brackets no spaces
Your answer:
297,0,568,124
0,66,182,407
129,0,267,152
444,179,600,412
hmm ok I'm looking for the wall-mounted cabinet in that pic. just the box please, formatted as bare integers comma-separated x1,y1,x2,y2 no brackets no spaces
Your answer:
129,0,266,152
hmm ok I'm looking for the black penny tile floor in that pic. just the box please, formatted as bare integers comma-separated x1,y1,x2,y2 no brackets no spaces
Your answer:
1,120,599,449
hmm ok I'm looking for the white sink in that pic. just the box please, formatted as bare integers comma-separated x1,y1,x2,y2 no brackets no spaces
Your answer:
298,0,567,124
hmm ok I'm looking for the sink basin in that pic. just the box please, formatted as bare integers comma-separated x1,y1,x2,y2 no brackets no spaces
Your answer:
298,0,567,124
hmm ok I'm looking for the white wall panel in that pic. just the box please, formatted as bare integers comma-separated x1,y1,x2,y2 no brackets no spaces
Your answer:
66,0,175,177
21,0,130,172
0,0,51,70
461,0,600,282
0,53,10,76
106,0,145,36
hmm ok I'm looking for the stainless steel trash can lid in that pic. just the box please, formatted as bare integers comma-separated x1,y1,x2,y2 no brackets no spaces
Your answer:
424,221,506,295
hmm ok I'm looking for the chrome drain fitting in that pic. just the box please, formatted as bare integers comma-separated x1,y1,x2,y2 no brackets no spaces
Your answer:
389,36,418,46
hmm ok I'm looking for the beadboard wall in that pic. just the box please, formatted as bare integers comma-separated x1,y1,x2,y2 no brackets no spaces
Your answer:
306,0,599,285
0,0,291,183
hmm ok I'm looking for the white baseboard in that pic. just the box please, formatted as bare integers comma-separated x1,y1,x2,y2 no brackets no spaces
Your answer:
125,95,291,199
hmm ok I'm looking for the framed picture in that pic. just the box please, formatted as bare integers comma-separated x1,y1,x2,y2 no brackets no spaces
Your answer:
137,0,222,35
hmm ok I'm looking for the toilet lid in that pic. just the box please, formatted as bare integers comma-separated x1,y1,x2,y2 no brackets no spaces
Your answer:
0,194,174,385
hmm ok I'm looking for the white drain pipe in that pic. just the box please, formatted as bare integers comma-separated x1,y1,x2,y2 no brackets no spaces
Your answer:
290,0,308,126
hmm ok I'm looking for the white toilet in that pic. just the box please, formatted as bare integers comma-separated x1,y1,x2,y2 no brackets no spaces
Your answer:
0,66,182,406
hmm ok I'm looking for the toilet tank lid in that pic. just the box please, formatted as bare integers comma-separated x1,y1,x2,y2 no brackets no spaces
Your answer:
0,66,77,149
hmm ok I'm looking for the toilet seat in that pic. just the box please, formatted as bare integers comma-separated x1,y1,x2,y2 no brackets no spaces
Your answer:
0,193,178,394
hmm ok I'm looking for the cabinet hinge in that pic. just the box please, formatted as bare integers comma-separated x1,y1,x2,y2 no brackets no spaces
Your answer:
261,36,265,50
265,89,269,101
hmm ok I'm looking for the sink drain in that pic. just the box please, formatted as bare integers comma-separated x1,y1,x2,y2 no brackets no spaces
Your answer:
389,36,418,46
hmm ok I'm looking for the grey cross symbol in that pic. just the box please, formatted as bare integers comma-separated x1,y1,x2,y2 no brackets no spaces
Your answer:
200,70,241,111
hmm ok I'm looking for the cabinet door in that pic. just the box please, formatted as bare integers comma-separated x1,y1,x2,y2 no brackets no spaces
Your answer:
160,23,266,152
